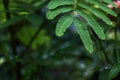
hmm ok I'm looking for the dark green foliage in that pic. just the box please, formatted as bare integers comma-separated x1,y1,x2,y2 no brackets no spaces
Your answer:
0,0,120,80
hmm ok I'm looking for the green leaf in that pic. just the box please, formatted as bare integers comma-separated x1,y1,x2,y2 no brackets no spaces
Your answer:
77,10,105,40
47,0,73,9
56,15,73,36
103,0,117,7
46,7,73,19
0,15,24,28
78,3,112,25
74,18,93,53
89,0,117,17
99,69,110,80
25,14,43,26
109,63,120,80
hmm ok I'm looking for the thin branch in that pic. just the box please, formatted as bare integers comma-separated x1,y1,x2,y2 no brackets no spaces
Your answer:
2,0,10,20
27,21,48,48
97,38,109,64
91,29,110,64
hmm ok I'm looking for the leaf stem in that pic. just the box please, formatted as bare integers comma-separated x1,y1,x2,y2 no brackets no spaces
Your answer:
74,0,78,11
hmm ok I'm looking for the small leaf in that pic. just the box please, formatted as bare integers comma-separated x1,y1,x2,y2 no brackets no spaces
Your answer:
77,10,105,40
46,7,73,19
109,63,120,80
47,0,73,9
74,18,93,53
56,15,73,36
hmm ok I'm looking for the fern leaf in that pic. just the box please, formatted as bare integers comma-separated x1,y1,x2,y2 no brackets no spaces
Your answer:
78,3,112,25
89,0,117,16
56,15,73,36
77,10,105,40
47,0,73,9
103,0,117,7
46,7,73,19
74,18,93,53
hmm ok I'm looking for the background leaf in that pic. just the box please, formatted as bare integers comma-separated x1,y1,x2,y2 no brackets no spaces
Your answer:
109,63,120,80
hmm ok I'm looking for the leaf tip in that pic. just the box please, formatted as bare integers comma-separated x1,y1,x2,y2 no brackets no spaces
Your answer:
86,45,93,53
56,32,64,37
102,36,106,40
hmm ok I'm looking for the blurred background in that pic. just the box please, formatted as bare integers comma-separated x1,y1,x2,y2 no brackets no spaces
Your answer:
0,0,120,80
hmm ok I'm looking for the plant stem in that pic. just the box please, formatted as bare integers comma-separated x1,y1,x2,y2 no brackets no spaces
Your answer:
97,39,109,64
74,0,78,11
114,8,119,63
2,0,22,80
92,29,109,64
114,25,119,63
27,21,48,48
